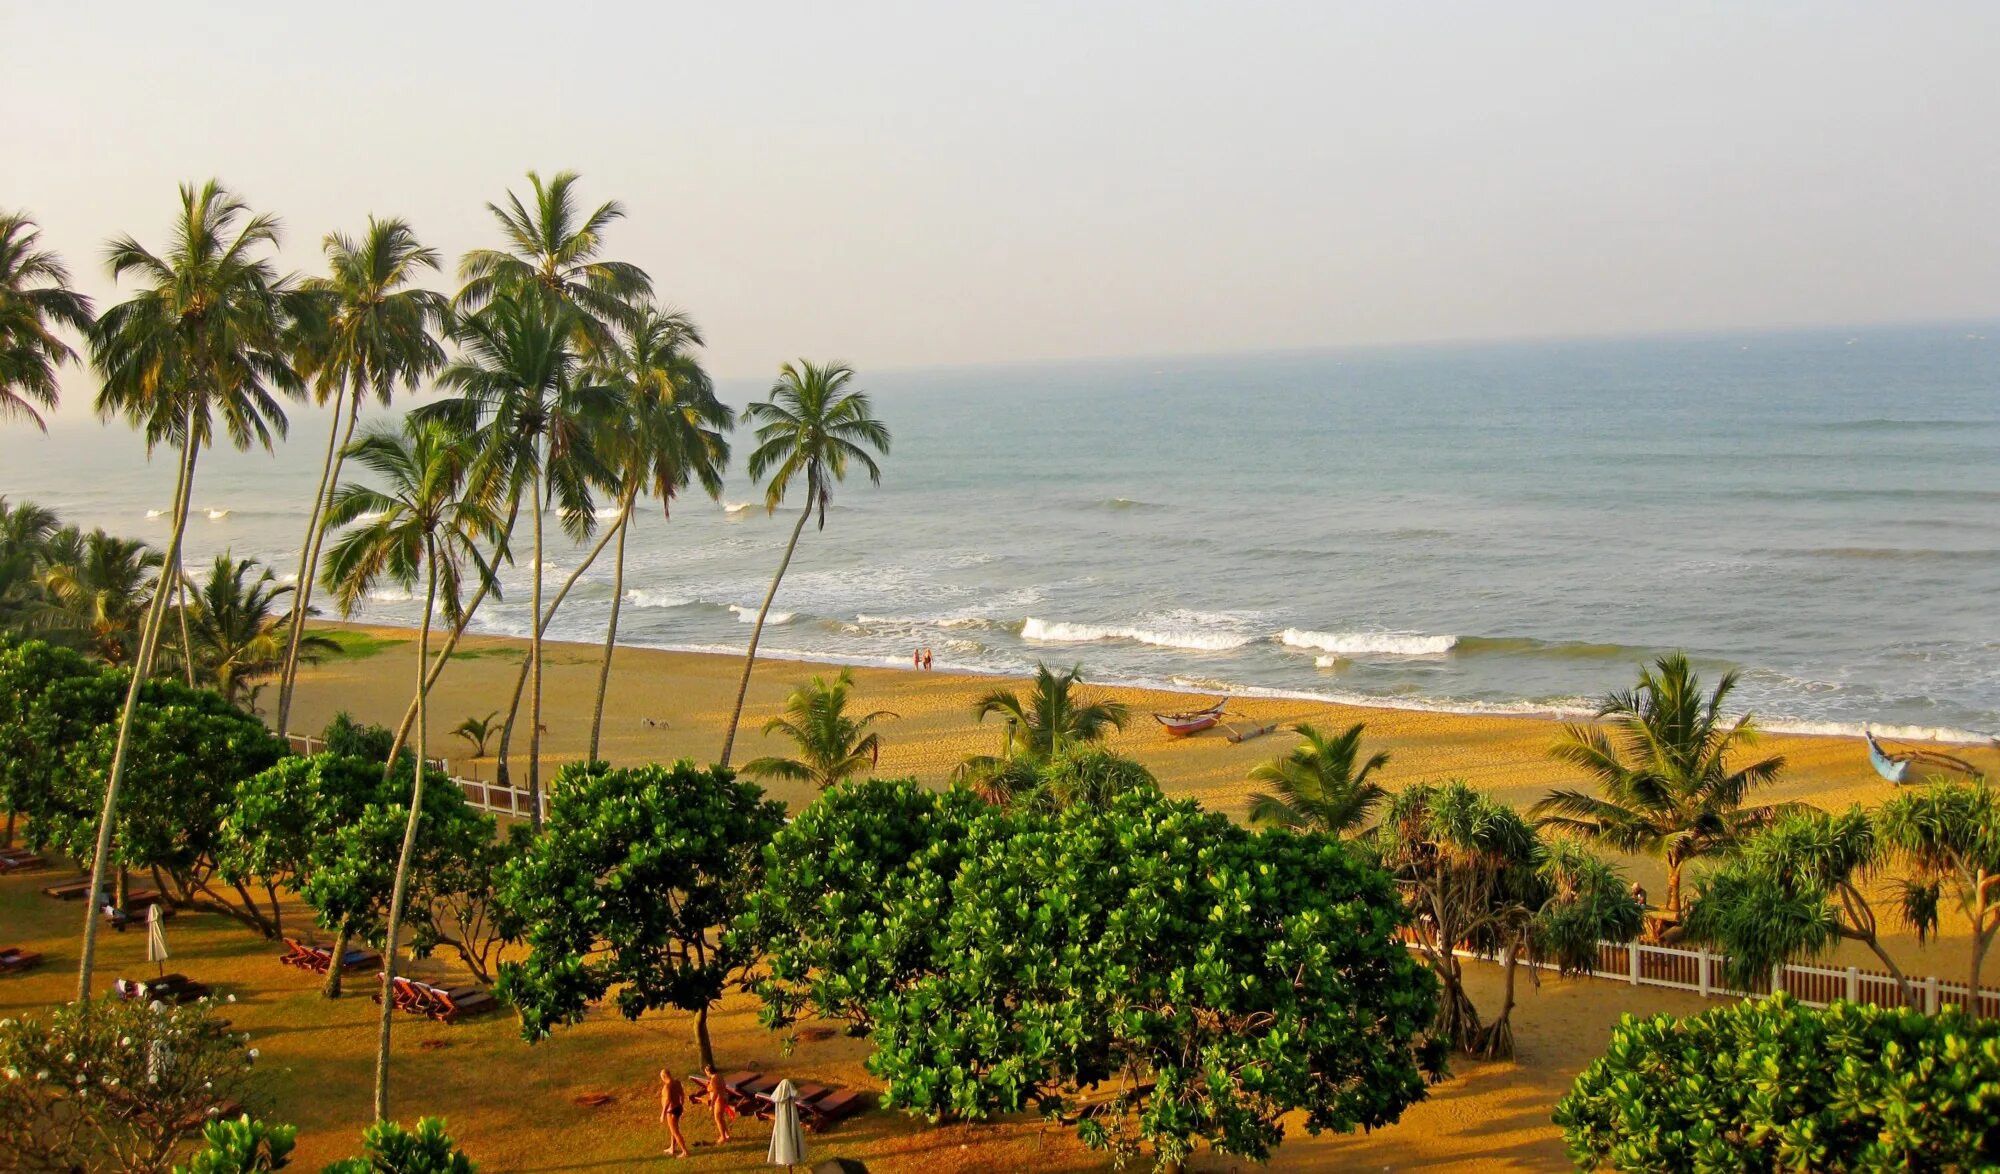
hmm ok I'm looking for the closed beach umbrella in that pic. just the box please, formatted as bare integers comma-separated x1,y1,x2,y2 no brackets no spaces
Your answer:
145,903,170,976
767,1078,808,1168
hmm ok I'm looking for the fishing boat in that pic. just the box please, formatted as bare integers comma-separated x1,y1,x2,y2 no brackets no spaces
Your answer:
1866,731,1985,785
1154,699,1227,737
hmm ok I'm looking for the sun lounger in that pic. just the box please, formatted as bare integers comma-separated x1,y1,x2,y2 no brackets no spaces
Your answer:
424,984,497,1022
799,1088,867,1132
0,947,45,974
690,1070,759,1106
755,1081,832,1119
336,947,382,972
41,877,98,901
0,850,46,873
279,939,319,969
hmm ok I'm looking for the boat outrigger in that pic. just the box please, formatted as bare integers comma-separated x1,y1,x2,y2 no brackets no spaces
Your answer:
1154,699,1228,737
1866,731,1986,785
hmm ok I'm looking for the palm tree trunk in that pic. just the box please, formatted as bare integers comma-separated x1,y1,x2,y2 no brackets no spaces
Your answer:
375,543,437,1121
718,502,812,767
381,492,521,773
277,389,354,734
526,467,546,831
491,506,625,786
174,567,195,688
588,494,635,761
77,425,200,1000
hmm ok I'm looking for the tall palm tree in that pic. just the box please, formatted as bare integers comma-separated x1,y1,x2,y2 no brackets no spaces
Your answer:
79,179,300,998
717,361,890,766
454,169,651,350
320,417,502,1121
969,662,1130,760
741,669,896,790
37,527,164,664
0,212,95,429
178,552,339,705
1531,653,1790,918
425,289,614,826
1246,721,1391,835
584,305,729,759
274,218,446,735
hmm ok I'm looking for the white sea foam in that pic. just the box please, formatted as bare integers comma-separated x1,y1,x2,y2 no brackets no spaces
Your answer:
731,603,792,624
856,612,995,630
205,508,231,521
1762,719,1998,748
1282,628,1458,657
721,502,756,515
144,509,165,519
1021,617,1256,652
624,589,693,609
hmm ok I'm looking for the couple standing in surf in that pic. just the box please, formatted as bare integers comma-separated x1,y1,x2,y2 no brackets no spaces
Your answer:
912,647,933,671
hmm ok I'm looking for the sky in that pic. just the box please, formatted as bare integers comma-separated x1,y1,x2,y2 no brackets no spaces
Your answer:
5,1,1998,409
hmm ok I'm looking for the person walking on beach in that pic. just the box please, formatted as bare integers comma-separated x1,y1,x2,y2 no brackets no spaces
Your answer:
913,647,921,669
922,647,933,671
658,1068,690,1157
702,1064,735,1145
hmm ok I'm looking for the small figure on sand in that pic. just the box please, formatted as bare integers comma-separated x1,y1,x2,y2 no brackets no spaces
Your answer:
922,647,933,671
658,1068,689,1157
702,1064,735,1145
913,647,922,669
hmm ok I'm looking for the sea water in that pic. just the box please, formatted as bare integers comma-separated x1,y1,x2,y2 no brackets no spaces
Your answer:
6,323,1996,741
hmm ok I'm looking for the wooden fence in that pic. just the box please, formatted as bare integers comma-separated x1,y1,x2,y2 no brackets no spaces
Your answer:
284,732,543,819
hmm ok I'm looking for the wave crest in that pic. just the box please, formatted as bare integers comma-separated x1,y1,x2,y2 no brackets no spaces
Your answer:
731,603,792,625
1282,628,1458,657
1020,616,1255,652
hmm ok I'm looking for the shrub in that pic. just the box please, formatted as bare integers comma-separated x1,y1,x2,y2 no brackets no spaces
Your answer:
323,1117,475,1173
174,1114,297,1173
0,996,265,1174
1554,995,2000,1171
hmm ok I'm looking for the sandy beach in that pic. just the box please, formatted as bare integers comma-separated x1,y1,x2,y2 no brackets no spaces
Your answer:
291,622,2000,980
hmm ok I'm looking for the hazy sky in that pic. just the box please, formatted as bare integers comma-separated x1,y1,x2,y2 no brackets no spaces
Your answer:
6,1,1997,404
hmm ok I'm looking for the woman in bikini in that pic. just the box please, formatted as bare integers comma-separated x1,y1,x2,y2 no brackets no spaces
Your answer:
658,1068,689,1157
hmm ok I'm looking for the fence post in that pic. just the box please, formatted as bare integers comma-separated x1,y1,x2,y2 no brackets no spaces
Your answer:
1925,974,1939,1014
1697,950,1710,998
1628,942,1640,986
1846,966,1859,1003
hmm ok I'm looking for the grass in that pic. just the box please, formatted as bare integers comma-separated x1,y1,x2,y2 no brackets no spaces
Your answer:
316,629,409,661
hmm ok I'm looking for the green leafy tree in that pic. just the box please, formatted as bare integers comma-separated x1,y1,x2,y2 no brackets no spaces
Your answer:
1534,653,1791,919
1684,805,1914,1000
0,637,101,847
741,668,896,790
1555,995,2000,1171
584,305,729,758
322,1118,475,1174
274,217,447,735
737,777,989,1035
1375,780,1641,1058
718,360,890,766
497,760,786,1067
80,179,301,998
0,996,266,1174
1878,779,2000,996
867,790,1443,1169
0,210,94,429
178,553,338,705
174,1115,298,1174
1246,720,1390,835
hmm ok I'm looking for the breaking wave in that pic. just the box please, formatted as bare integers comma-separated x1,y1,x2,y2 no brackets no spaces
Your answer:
730,603,792,625
1021,617,1257,652
1281,628,1458,657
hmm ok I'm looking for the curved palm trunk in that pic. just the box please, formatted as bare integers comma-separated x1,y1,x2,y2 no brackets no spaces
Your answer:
277,390,356,733
375,543,437,1120
321,915,353,998
587,493,636,762
380,493,522,772
77,426,200,1000
174,568,195,688
718,502,812,767
525,468,546,831
490,495,621,789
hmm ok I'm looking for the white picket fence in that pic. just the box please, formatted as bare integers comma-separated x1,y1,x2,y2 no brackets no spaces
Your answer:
285,732,2000,1017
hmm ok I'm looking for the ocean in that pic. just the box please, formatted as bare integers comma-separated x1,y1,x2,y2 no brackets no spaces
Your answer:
6,323,1997,743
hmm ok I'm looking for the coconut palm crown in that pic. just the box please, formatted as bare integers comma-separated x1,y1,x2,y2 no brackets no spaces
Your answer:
1532,653,1790,915
972,662,1130,759
0,211,95,429
741,669,897,790
1247,721,1390,836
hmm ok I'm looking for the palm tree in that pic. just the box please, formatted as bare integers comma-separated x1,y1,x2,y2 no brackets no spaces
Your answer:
178,552,339,705
37,527,163,664
969,662,1130,760
585,305,729,759
273,218,446,735
718,362,890,766
741,669,896,790
452,711,501,773
454,169,652,350
0,211,95,429
319,416,503,1121
79,180,300,997
1531,653,1790,919
1246,721,1391,835
425,289,615,826
0,497,59,631
1878,780,2000,995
